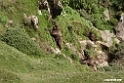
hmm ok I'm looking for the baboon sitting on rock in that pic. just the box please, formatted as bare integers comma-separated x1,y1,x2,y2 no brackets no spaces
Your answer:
83,30,98,42
80,50,97,71
49,21,63,50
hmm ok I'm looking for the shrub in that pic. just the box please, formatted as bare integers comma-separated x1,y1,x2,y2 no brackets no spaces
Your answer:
69,0,98,13
107,18,118,26
101,64,120,71
113,41,124,60
110,0,124,10
54,54,65,60
70,54,79,61
109,41,124,70
0,28,42,56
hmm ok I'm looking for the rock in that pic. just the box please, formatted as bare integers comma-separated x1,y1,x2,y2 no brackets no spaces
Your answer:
23,13,39,31
95,50,109,67
103,9,110,21
50,47,61,54
99,30,120,47
79,39,109,68
38,9,42,15
79,40,97,48
6,20,13,28
115,13,124,41
31,37,36,41
65,42,84,60
96,60,109,68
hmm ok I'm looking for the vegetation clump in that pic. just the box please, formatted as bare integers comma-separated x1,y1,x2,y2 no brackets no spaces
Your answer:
0,28,42,56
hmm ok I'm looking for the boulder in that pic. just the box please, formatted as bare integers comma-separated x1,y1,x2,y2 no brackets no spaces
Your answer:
95,50,109,67
103,9,110,21
115,13,124,41
99,30,120,47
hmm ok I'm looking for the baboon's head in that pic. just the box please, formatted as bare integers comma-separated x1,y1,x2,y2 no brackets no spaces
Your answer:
54,0,62,10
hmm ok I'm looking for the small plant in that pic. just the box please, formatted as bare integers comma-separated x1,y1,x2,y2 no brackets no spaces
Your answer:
70,54,79,61
54,54,65,60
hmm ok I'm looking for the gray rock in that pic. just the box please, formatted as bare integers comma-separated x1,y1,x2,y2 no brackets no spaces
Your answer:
103,9,110,21
115,13,124,40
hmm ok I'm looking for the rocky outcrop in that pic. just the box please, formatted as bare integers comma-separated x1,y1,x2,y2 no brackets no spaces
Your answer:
79,40,109,68
65,43,84,60
99,30,120,47
115,13,124,41
103,9,110,21
95,50,109,67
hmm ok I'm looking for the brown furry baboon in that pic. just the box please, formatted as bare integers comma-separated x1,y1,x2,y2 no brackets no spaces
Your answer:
88,31,95,41
38,0,51,15
80,52,97,71
83,30,97,42
49,21,63,50
51,0,63,18
38,0,62,18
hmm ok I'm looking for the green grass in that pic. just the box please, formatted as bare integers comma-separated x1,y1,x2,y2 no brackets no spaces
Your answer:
0,0,124,83
0,41,124,83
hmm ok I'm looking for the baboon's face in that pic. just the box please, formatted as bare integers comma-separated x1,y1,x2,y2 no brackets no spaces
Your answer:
54,1,62,10
39,1,49,10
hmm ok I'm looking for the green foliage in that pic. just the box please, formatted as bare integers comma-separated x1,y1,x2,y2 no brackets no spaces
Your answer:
112,41,124,60
62,46,78,61
68,0,117,31
0,69,21,83
107,17,118,26
69,0,98,13
0,13,8,27
61,0,69,6
84,49,92,55
110,0,124,10
100,63,120,71
70,54,79,61
54,54,65,60
0,28,42,56
1,0,124,82
109,41,124,70
91,13,115,31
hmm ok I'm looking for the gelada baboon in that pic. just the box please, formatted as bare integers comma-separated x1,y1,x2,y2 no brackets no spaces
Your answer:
38,0,51,15
51,0,63,18
80,51,97,71
38,0,63,18
83,30,98,42
49,21,63,50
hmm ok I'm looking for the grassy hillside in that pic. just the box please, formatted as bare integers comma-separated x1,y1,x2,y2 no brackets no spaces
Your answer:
0,41,124,83
0,0,124,83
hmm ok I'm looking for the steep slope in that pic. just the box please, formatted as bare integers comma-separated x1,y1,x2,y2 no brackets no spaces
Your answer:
0,40,124,83
0,41,79,83
0,0,124,83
